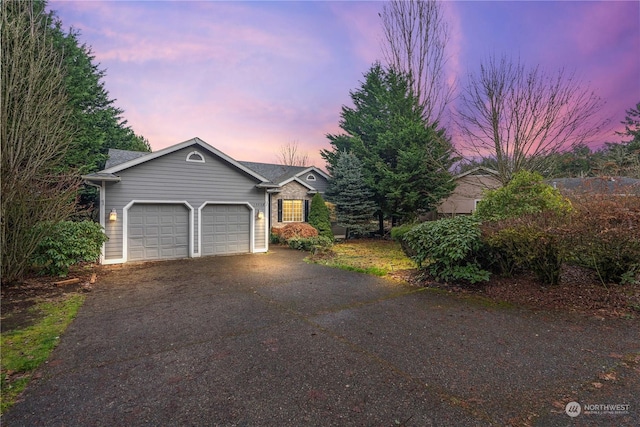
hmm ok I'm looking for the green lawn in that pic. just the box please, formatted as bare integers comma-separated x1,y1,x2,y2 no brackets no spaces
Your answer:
1,293,85,414
310,239,415,276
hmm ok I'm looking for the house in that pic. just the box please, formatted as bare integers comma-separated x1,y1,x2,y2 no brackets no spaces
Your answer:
238,161,330,230
82,137,279,264
82,137,331,264
437,167,502,215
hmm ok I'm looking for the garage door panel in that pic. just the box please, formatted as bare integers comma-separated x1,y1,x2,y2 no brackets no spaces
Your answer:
128,204,189,261
145,235,160,244
201,204,250,256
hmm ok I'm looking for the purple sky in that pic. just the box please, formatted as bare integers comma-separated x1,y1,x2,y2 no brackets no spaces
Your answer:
50,1,640,168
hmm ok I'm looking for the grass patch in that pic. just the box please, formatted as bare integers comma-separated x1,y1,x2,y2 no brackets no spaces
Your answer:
309,239,415,276
1,293,85,414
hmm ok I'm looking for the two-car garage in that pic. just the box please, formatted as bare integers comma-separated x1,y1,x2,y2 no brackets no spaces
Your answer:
85,138,270,265
127,203,251,262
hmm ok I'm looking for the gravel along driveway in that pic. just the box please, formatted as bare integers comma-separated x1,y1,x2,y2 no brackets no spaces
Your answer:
4,247,639,426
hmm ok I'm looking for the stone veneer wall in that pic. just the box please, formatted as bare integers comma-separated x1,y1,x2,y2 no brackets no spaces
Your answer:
271,181,313,228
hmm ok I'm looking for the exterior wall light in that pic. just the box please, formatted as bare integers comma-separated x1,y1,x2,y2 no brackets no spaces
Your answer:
109,209,117,221
257,210,264,220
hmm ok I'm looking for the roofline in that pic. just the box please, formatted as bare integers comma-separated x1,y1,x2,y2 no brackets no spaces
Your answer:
453,166,500,180
278,176,316,191
101,137,271,183
274,167,329,188
81,174,121,182
295,166,330,181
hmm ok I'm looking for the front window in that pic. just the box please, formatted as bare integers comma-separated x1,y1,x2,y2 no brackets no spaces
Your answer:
282,199,303,222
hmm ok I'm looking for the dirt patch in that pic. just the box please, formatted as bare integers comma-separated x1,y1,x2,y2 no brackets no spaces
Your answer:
402,264,640,319
1,266,96,332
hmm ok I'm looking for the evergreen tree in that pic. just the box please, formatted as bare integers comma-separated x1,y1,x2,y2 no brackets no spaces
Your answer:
321,63,455,229
308,193,333,240
48,17,150,174
45,2,151,215
617,101,640,146
325,152,377,239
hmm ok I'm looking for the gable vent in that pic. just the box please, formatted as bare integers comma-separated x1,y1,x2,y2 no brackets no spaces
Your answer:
186,151,205,163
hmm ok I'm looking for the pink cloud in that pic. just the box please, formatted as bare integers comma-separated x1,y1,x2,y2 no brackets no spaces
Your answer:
328,2,384,66
567,1,636,56
50,0,638,169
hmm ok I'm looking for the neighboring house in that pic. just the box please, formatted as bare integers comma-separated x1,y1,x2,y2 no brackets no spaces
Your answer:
82,138,278,264
82,137,331,264
437,167,502,215
549,176,640,195
238,161,330,230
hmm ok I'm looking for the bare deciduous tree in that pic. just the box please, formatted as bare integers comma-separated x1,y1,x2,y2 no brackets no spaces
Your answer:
277,140,309,166
380,0,453,125
457,55,607,184
1,0,81,283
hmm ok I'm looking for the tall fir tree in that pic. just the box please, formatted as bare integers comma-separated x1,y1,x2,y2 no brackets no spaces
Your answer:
48,18,150,175
45,2,151,215
321,62,455,230
325,152,377,239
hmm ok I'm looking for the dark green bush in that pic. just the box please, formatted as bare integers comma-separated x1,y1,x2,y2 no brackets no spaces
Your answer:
404,216,490,284
475,170,572,221
270,233,281,244
308,193,334,241
390,223,416,258
287,236,334,252
483,216,563,285
31,220,108,277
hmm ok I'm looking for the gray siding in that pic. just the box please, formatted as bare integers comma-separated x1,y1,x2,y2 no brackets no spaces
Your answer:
309,175,329,193
103,146,267,261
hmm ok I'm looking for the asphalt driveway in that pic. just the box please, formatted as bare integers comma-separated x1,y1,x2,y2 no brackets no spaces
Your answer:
3,247,639,426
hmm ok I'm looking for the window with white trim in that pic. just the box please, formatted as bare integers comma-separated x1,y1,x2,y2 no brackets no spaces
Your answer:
306,173,316,181
186,151,205,163
282,199,303,222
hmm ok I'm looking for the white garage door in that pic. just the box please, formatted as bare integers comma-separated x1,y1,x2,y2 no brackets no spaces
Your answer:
201,204,250,256
128,204,189,261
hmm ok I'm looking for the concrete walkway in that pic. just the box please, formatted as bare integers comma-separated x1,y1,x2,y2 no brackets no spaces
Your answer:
3,247,639,426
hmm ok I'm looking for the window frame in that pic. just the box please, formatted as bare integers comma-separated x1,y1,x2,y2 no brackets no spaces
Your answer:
282,199,304,222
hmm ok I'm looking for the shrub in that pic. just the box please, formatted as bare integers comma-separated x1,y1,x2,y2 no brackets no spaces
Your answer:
475,170,572,221
270,232,281,244
561,192,640,284
272,223,318,243
31,220,108,277
308,194,334,241
287,236,334,252
404,216,490,284
390,223,417,258
482,212,564,285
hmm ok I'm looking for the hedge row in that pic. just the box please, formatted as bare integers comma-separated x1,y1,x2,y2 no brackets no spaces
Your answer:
394,172,640,286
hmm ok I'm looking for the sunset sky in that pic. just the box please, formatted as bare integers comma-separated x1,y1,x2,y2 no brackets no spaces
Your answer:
50,0,640,168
